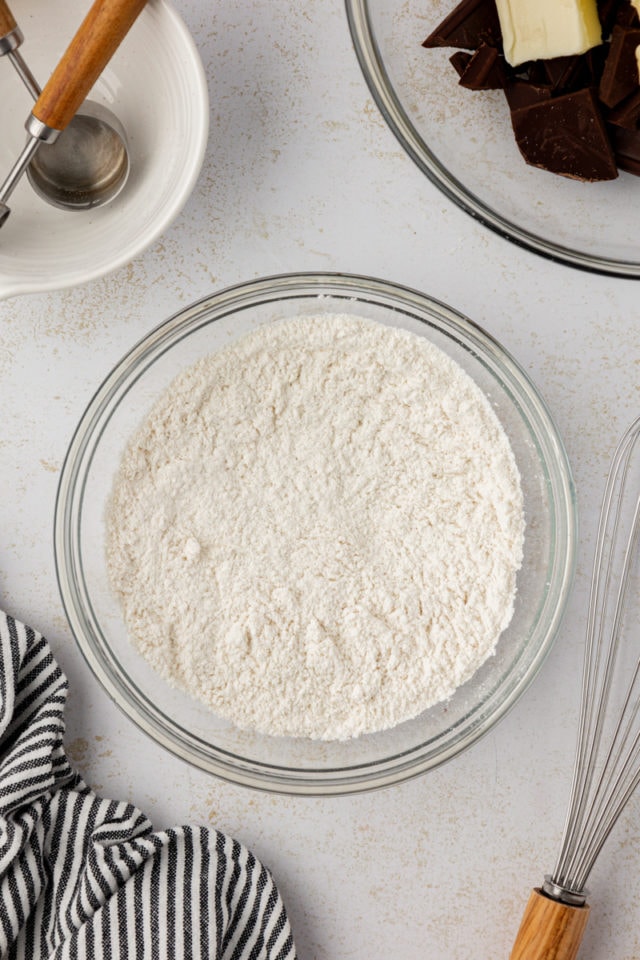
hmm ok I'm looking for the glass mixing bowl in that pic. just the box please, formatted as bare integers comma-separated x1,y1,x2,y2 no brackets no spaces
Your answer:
55,273,576,795
346,0,640,277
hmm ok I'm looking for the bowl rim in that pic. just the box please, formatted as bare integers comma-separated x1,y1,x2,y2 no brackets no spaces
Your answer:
344,0,640,279
54,271,578,795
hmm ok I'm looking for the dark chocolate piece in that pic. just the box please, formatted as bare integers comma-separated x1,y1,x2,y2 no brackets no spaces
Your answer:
450,50,473,77
608,86,640,126
614,0,640,27
609,122,640,172
526,60,551,85
537,54,591,92
454,43,507,89
504,78,553,111
599,0,640,32
423,0,502,51
598,0,621,32
525,50,603,93
583,45,609,85
510,87,618,181
599,25,640,106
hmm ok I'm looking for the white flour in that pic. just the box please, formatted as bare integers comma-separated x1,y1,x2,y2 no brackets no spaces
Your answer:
106,314,524,740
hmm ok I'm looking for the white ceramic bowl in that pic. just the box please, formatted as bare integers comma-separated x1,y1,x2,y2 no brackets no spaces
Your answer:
0,0,208,299
55,273,577,795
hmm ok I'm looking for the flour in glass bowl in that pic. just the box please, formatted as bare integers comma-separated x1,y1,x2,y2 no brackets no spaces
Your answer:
105,314,525,740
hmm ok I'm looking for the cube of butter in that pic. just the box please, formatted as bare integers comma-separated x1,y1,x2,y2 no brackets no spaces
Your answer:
495,0,602,67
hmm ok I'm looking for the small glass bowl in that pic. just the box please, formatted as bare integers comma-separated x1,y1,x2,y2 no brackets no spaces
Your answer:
346,0,640,277
55,273,576,795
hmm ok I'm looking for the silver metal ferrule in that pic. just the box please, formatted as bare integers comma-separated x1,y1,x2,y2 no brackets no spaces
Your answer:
25,114,61,144
0,26,23,56
542,876,589,907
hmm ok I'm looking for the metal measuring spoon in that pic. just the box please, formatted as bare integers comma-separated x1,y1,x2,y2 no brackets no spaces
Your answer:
0,0,146,226
0,0,129,212
27,100,129,211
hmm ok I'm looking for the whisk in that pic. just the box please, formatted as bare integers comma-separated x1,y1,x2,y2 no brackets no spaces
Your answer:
510,415,640,960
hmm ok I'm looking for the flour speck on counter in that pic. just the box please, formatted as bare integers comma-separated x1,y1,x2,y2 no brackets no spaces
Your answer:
105,315,525,740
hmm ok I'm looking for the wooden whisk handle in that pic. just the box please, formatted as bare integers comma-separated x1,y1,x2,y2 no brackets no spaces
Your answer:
32,0,147,132
0,0,18,37
510,889,590,960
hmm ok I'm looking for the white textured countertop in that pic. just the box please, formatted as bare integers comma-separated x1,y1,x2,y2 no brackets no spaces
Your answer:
2,1,640,957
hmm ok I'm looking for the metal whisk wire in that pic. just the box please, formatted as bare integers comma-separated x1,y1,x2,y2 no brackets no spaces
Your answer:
547,415,640,902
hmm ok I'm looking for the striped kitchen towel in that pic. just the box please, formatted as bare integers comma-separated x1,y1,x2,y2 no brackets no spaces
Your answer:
0,610,297,960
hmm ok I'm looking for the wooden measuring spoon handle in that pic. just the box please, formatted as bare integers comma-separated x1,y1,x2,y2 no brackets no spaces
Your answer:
510,889,590,960
0,0,18,38
32,0,147,132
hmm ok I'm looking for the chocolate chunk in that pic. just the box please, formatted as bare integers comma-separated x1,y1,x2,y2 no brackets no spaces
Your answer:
526,60,551,85
599,0,622,31
583,46,609,84
423,0,502,51
608,86,640,126
598,0,639,32
598,0,621,32
453,43,507,88
525,51,604,93
504,78,553,110
609,122,640,172
450,50,473,77
615,0,640,27
599,26,640,107
537,54,591,92
510,87,618,180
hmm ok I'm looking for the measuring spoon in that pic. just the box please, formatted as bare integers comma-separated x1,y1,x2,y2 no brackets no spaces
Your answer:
0,0,146,226
0,0,130,211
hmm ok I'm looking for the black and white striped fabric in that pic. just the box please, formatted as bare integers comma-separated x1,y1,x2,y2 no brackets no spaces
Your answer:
0,611,297,959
